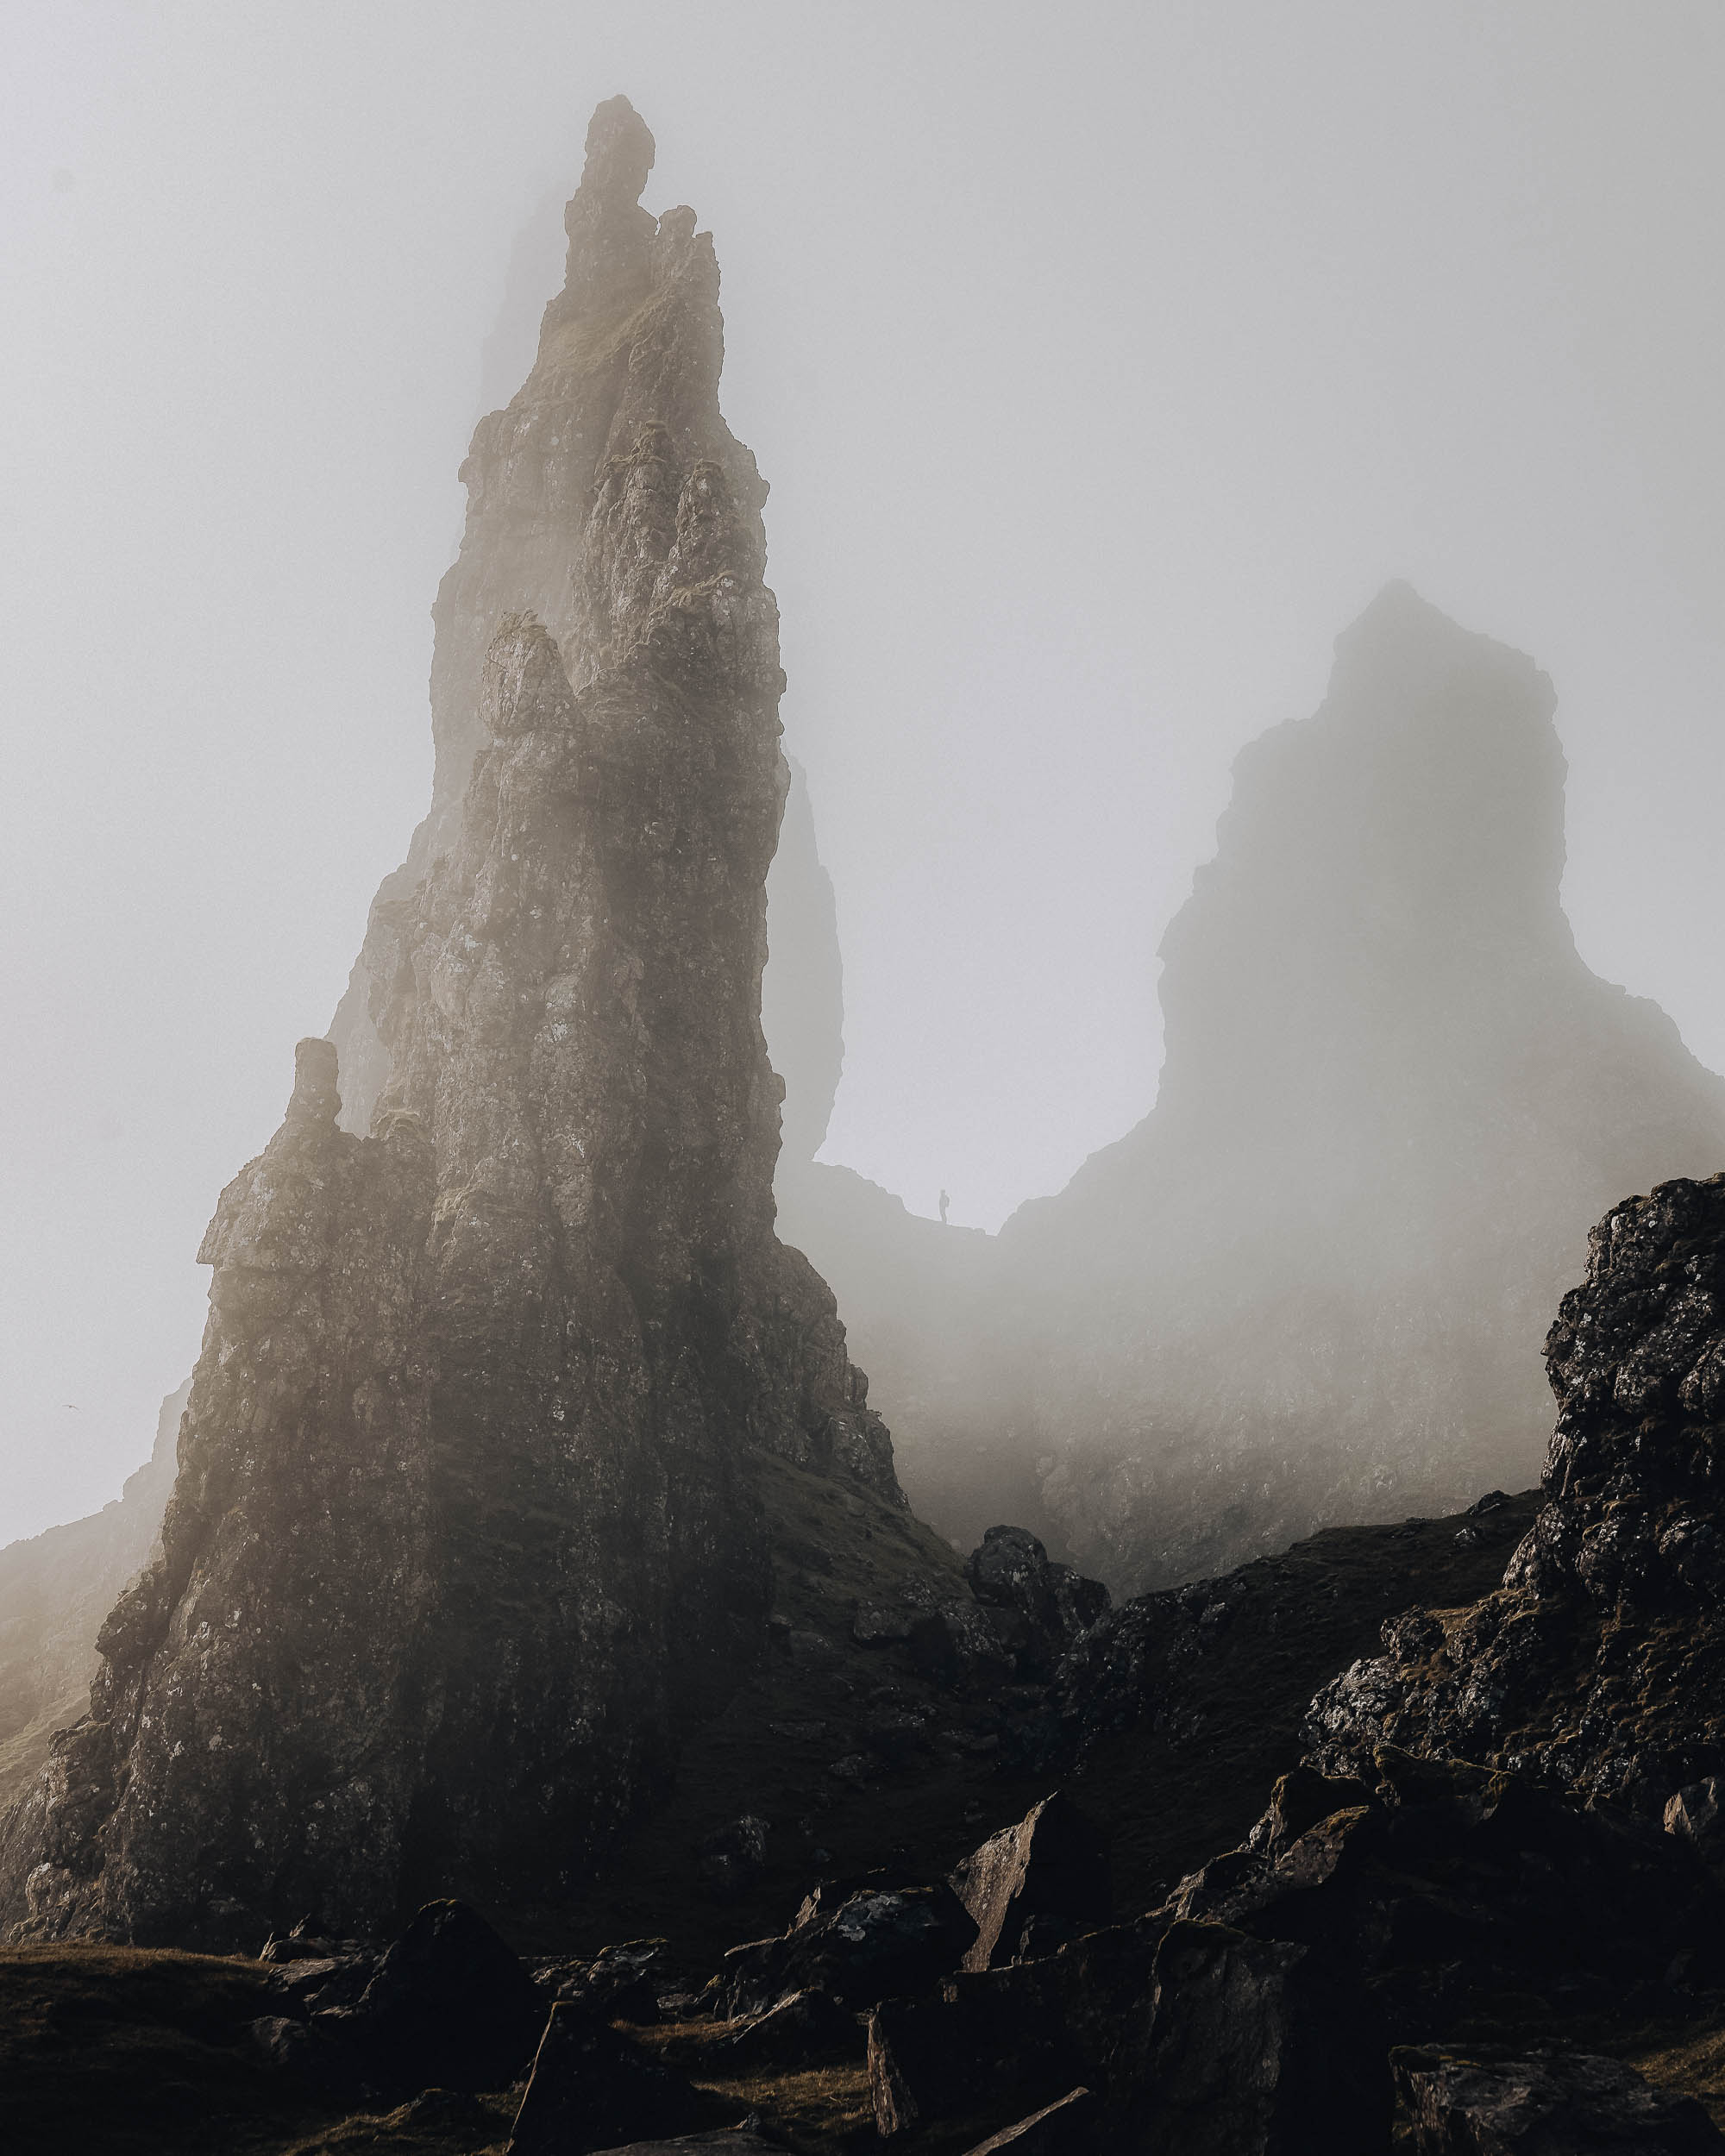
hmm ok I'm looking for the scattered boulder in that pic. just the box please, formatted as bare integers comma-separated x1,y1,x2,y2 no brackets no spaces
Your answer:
720,1883,976,2018
963,2087,1096,2156
507,2003,704,2156
966,1529,1110,1677
865,1917,1164,2135
1666,1779,1725,1871
1166,1750,1725,2037
952,1793,1111,1971
384,2088,496,2144
258,1916,369,1964
717,1989,859,2070
337,1899,547,2096
1392,2046,1724,2153
536,1940,668,2022
1126,1921,1389,2155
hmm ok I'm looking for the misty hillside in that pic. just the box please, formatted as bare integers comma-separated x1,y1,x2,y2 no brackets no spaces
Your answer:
783,584,1725,1589
5,36,1725,2155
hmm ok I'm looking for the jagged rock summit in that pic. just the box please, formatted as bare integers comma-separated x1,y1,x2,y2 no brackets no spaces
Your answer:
993,581,1725,1589
0,97,903,1951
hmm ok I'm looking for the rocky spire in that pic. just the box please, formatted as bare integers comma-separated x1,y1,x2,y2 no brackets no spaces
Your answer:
0,101,897,1950
329,93,769,1134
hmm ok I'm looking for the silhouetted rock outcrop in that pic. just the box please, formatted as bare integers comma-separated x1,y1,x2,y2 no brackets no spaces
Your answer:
1000,584,1725,1590
0,97,905,1951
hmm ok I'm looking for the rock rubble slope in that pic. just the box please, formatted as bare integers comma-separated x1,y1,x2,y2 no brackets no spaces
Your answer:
0,97,917,1951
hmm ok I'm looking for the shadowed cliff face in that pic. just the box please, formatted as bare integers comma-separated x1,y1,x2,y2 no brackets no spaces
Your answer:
1007,583,1725,1589
0,98,898,1951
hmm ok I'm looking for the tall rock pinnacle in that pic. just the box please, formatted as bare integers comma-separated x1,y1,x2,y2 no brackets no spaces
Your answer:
0,99,897,1949
330,96,771,1130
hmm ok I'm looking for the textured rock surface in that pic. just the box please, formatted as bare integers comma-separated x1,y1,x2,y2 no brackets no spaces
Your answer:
1308,1174,1725,1811
719,1883,975,2019
1129,1918,1389,2156
0,98,902,1951
950,1792,1110,1971
508,2001,702,2156
994,583,1725,1591
1393,2046,1725,2153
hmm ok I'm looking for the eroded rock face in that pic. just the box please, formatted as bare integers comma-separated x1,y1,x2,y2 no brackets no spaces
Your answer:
0,98,898,1950
1308,1174,1725,1810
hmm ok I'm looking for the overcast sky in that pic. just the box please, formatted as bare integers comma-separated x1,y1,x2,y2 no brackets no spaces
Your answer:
2,1,1721,1545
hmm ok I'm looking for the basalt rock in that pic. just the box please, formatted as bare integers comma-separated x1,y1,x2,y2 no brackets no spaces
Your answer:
1392,2046,1725,2154
1306,1175,1725,1813
1127,1919,1389,2156
507,2002,704,2156
950,1792,1111,1971
719,1883,976,2019
0,98,904,1951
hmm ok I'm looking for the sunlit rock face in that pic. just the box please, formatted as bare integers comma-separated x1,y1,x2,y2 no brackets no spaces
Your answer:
0,99,896,1951
1004,583,1725,1590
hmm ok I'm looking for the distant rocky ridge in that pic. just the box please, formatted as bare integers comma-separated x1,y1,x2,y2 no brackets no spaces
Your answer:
0,97,950,1952
1007,585,1725,1590
0,1384,185,1811
786,585,1725,1589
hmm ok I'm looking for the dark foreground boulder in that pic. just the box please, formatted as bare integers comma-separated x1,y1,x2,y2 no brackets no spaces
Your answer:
1126,1921,1389,2155
965,1528,1110,1677
508,2004,703,2155
952,1793,1111,1971
337,1899,547,2096
1666,1780,1725,1875
1168,1750,1725,2035
535,1940,667,2022
1393,2046,1724,2153
865,1919,1164,2134
720,1883,976,2017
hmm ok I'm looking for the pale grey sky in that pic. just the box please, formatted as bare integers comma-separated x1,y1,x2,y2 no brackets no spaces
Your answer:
1,1,1721,1543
